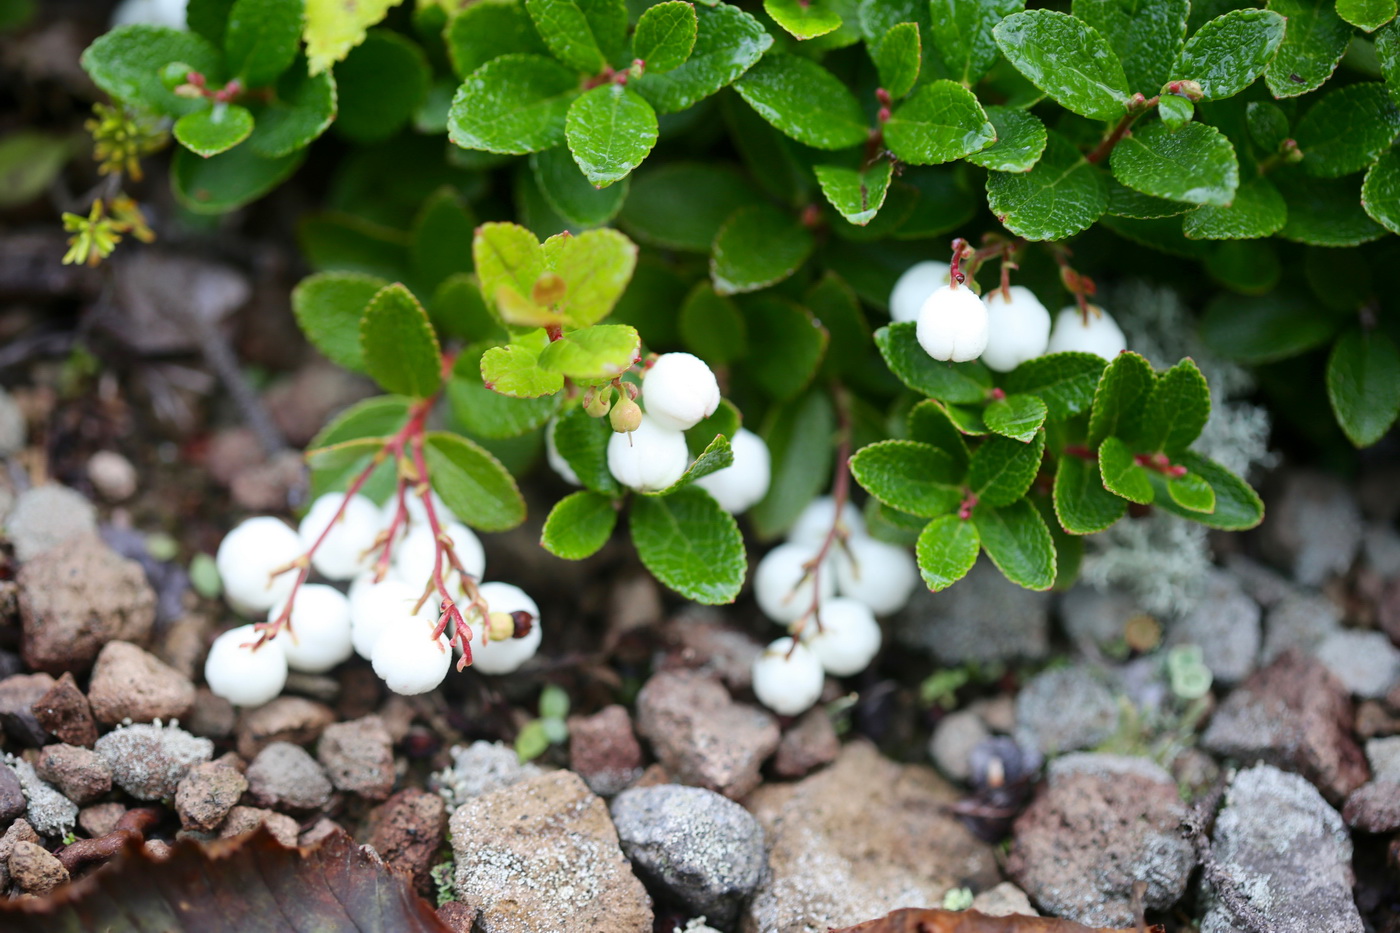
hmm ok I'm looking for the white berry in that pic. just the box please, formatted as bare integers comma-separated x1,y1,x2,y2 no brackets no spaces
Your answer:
392,520,486,595
642,352,721,432
801,597,882,677
754,542,835,623
788,496,866,546
917,284,989,362
297,493,381,581
889,261,951,324
752,637,825,716
111,0,187,29
607,415,690,492
269,584,353,673
695,428,771,514
348,574,433,660
216,517,303,616
833,536,919,616
467,582,543,674
1046,305,1128,360
544,416,582,486
371,616,452,696
204,624,288,707
980,285,1052,373
380,489,457,534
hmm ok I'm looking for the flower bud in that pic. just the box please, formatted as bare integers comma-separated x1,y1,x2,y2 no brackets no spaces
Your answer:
889,260,951,323
980,285,1052,372
606,415,689,492
1045,305,1128,360
916,284,989,362
583,386,613,418
609,397,642,434
641,352,720,431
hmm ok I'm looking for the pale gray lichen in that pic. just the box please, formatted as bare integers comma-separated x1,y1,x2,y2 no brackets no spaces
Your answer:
429,740,541,810
93,718,213,800
4,755,77,837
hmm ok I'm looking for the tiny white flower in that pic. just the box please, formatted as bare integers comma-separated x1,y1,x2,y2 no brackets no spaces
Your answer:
800,597,882,677
466,582,542,675
204,624,287,707
889,261,952,324
297,493,382,581
752,638,825,716
754,542,835,624
695,428,771,514
216,517,303,616
981,285,1052,373
268,584,353,674
642,352,721,432
917,284,989,362
1046,305,1128,360
606,415,690,492
833,536,919,616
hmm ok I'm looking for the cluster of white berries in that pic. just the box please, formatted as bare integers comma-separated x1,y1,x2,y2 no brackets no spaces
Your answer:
206,491,543,707
890,261,1127,368
748,497,918,716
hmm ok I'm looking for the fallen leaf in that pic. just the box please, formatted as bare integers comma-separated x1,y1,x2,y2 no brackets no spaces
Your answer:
830,907,1165,933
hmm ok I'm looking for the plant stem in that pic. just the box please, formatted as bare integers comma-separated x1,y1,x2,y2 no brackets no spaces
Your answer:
1085,94,1158,164
790,385,853,648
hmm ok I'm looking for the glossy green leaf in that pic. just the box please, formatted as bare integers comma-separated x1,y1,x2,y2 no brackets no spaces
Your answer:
1073,0,1187,94
448,54,579,155
1098,435,1153,504
685,400,741,459
291,272,386,372
873,21,921,99
1200,290,1338,363
1294,83,1400,178
525,0,606,73
874,323,994,404
1139,358,1210,454
171,144,305,214
1182,177,1287,240
1247,101,1291,153
1172,8,1286,100
246,61,337,158
1277,172,1387,247
1363,151,1400,234
850,440,964,517
984,393,1048,442
482,339,565,398
298,213,409,279
0,133,73,208
765,0,843,39
632,3,773,114
411,188,476,295
985,133,1108,241
360,284,443,398
225,0,302,86
1381,22,1400,108
908,399,972,472
1167,471,1217,512
710,204,814,295
448,350,556,439
553,405,622,495
741,296,829,400
750,389,836,539
814,159,893,226
630,485,746,603
173,104,254,157
969,431,1045,507
1087,350,1154,446
885,80,996,166
1001,351,1107,419
931,0,1025,87
308,394,412,453
618,163,757,252
1105,177,1194,218
81,25,225,117
424,431,527,532
916,514,981,591
1158,93,1193,129
972,498,1056,590
733,53,869,150
536,324,640,382
964,106,1047,173
565,85,659,187
634,2,698,73
942,403,990,435
807,272,871,378
1110,120,1238,207
531,146,629,226
1053,454,1126,534
543,227,638,326
1339,0,1397,30
334,30,430,144
993,10,1131,121
1152,452,1262,529
1265,0,1351,98
446,0,547,78
474,221,545,319
1327,328,1400,447
188,0,236,46
679,282,747,364
541,490,618,559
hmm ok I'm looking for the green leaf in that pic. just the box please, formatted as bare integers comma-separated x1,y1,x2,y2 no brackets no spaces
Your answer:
537,324,640,382
1364,151,1400,233
969,431,1045,507
225,0,303,86
686,399,742,458
874,323,994,404
173,104,254,157
188,0,236,46
423,431,527,532
807,272,871,378
1295,83,1400,178
908,399,971,472
652,433,735,495
1071,0,1189,94
481,337,566,398
1182,177,1287,240
565,85,659,187
1265,0,1351,98
985,133,1108,241
303,0,401,76
360,284,443,398
630,485,746,603
474,221,544,320
291,272,385,372
972,498,1056,590
916,514,981,591
750,389,835,539
449,350,556,439
984,393,1047,442
1158,93,1193,129
1200,290,1338,363
334,30,430,144
884,80,996,166
1247,101,1291,153
246,61,337,158
618,163,757,252
679,282,747,364
1277,171,1387,247
0,133,73,208
1172,8,1286,100
410,188,476,295
530,146,629,227
1327,328,1400,447
993,10,1131,121
850,440,965,517
1339,0,1397,30
1001,351,1107,419
942,403,990,435
710,204,814,295
814,159,894,226
632,3,773,114
741,296,829,400
1087,350,1153,446
1053,454,1126,534
764,0,843,39
448,53,579,155
733,53,869,150
1098,435,1153,504
446,0,547,78
171,144,305,215
1167,471,1217,512
578,0,628,64
1105,177,1193,218
81,25,225,117
1152,452,1262,529
308,394,411,452
526,0,607,73
634,1,698,73
541,490,617,558
931,0,1026,87
1139,358,1210,454
964,106,1047,173
1381,22,1400,107
1110,120,1238,207
873,21,921,99
542,227,638,326
553,405,622,495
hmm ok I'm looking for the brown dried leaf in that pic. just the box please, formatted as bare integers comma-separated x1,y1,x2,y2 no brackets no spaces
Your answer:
0,827,451,933
831,907,1166,933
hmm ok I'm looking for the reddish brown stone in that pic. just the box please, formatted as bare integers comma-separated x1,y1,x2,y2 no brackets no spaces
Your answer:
235,696,335,759
1344,781,1400,832
437,901,479,933
568,705,644,796
31,672,98,747
363,788,448,895
773,708,840,779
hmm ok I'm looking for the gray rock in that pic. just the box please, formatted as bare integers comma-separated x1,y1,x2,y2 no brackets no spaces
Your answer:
610,785,765,927
1058,584,1141,652
94,721,213,800
1166,570,1260,686
928,709,988,783
0,387,24,457
1223,554,1297,609
1367,736,1400,783
5,484,96,561
894,559,1051,664
317,715,394,799
971,882,1038,918
1201,764,1362,933
0,762,26,823
1363,523,1400,578
432,740,542,810
246,741,333,812
1261,471,1363,586
1314,630,1400,698
1262,592,1343,663
1014,666,1120,757
0,673,56,746
6,757,77,837
1342,780,1400,832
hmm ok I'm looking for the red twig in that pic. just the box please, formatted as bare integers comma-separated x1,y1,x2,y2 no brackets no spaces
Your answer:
789,386,854,651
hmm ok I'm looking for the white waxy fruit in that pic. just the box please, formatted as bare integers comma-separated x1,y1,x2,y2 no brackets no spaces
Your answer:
348,575,434,660
465,581,542,675
545,417,582,486
832,536,920,616
392,520,486,595
1046,305,1128,360
754,542,835,623
801,597,882,677
642,352,721,432
379,489,457,534
111,0,188,29
216,516,303,616
917,284,989,363
297,493,382,581
889,261,952,324
204,624,288,707
371,616,452,696
269,584,353,673
788,496,866,546
606,415,690,492
752,637,826,716
980,285,1052,373
695,428,771,514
